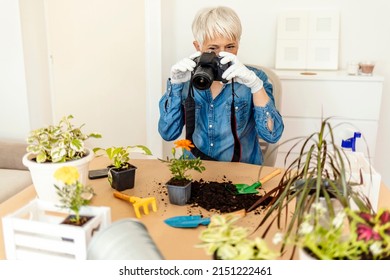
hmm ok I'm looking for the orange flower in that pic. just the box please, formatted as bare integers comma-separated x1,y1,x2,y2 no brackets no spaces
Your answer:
174,139,194,151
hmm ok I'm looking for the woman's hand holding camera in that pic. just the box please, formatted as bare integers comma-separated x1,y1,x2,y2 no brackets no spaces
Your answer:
170,51,201,84
220,52,263,93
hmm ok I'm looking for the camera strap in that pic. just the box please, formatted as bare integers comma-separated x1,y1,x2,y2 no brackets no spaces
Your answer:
184,81,241,162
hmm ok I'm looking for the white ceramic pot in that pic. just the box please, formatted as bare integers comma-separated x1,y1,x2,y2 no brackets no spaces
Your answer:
87,218,163,260
298,248,317,260
22,148,94,204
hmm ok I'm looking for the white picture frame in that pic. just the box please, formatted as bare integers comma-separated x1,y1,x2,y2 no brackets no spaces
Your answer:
308,10,340,40
275,10,340,70
275,39,307,69
277,11,308,40
306,39,339,70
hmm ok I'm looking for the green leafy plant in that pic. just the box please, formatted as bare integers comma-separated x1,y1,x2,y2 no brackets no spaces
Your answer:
26,115,101,163
248,118,371,256
161,139,205,183
93,145,152,169
197,213,279,260
289,203,390,260
54,166,95,224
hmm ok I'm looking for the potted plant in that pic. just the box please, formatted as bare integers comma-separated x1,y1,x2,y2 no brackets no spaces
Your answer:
54,166,95,226
93,145,152,191
196,213,279,260
248,118,370,257
22,115,101,203
160,139,205,205
2,165,111,260
287,202,390,260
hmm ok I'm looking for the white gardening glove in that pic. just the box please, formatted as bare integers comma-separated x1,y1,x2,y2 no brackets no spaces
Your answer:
170,51,201,84
220,52,263,93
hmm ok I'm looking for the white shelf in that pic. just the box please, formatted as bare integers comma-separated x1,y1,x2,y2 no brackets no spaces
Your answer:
274,70,383,168
274,69,384,82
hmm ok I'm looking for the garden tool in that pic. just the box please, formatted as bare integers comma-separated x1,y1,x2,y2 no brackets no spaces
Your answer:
164,209,246,228
235,169,282,194
113,191,157,219
164,215,211,228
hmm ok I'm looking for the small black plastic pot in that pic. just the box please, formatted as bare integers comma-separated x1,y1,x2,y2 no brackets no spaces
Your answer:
109,164,137,191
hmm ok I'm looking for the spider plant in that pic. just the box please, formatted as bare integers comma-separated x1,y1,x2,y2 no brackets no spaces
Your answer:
248,117,372,257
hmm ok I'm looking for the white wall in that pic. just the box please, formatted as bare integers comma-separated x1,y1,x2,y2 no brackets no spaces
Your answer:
0,0,31,140
1,0,163,157
1,0,389,185
161,0,390,186
44,0,148,151
19,0,53,129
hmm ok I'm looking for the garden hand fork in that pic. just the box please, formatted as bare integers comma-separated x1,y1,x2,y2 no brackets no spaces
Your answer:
113,191,157,218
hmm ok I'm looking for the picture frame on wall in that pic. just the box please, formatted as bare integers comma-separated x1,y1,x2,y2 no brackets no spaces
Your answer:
275,10,340,70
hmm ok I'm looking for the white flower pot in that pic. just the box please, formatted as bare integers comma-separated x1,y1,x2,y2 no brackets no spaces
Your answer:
298,248,317,260
22,148,94,204
87,218,163,260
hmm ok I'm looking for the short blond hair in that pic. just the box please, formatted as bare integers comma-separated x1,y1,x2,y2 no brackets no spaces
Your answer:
192,6,242,46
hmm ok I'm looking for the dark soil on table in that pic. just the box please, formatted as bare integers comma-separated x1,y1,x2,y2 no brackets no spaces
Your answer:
61,215,93,226
187,179,273,214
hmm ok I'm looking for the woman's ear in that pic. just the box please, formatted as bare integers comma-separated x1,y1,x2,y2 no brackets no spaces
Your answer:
193,41,201,51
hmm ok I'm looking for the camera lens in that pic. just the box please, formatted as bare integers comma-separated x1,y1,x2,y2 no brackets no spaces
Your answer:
192,66,214,90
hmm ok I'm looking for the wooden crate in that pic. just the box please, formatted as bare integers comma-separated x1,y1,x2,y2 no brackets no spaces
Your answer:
2,199,111,260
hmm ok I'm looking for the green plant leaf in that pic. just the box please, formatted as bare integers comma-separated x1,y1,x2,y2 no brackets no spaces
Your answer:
26,115,101,163
93,145,152,169
249,117,374,258
36,153,47,163
70,139,83,152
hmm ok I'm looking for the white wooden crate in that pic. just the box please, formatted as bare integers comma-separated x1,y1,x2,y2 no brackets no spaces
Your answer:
2,199,111,260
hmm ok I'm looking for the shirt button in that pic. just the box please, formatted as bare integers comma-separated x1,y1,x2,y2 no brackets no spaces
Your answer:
209,125,213,128
210,143,214,147
235,106,238,110
210,104,214,108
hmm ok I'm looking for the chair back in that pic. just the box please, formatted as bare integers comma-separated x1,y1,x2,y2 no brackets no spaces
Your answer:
249,65,282,167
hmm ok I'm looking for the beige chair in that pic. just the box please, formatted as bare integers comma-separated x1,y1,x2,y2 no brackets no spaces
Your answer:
249,65,282,167
0,140,32,203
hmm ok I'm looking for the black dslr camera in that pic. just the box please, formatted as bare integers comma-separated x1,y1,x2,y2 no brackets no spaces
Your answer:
191,52,230,90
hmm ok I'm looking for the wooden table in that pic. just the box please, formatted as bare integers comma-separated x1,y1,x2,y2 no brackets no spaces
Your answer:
1,158,389,260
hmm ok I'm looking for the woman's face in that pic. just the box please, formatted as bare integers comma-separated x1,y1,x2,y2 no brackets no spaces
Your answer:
194,35,239,56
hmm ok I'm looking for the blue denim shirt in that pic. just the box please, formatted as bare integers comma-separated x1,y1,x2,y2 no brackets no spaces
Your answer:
158,66,284,165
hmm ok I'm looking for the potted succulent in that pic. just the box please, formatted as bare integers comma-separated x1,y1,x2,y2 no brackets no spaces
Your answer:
54,166,95,226
160,139,205,205
287,202,390,260
22,115,101,203
197,213,279,260
248,118,370,257
93,145,152,191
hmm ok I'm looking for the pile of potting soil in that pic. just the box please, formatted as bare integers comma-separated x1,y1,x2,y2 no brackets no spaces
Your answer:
187,179,272,214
